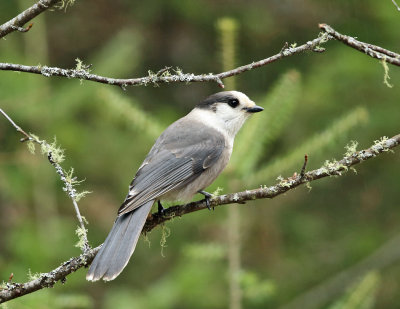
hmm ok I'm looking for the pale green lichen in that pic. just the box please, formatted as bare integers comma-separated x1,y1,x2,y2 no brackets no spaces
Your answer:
160,225,171,257
80,216,88,225
65,168,79,184
147,70,156,78
212,187,223,196
56,0,76,12
371,136,389,151
344,140,359,157
75,226,88,250
350,167,358,174
174,67,183,75
381,58,393,88
27,269,42,281
276,175,284,182
276,175,294,188
318,31,330,43
74,58,91,84
143,233,151,248
29,133,40,142
372,136,391,153
322,159,348,175
27,139,36,154
75,58,89,72
23,133,90,202
40,137,65,164
305,182,312,191
75,190,91,202
64,168,91,201
161,70,171,77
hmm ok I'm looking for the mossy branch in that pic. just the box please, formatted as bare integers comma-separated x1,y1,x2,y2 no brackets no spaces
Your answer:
1,133,399,304
1,24,399,88
319,24,400,66
0,108,90,253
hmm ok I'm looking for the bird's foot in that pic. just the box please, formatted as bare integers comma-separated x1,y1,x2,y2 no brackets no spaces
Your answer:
158,200,166,216
198,190,213,211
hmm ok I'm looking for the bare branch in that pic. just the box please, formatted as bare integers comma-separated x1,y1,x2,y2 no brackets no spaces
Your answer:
0,0,61,39
0,108,90,252
1,133,399,304
392,0,400,11
0,109,31,141
319,24,400,66
0,33,330,88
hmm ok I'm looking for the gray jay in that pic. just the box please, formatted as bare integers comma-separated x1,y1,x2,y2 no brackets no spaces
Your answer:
86,91,263,281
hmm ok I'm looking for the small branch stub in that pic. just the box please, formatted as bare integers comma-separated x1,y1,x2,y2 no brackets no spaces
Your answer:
11,23,33,33
300,154,308,178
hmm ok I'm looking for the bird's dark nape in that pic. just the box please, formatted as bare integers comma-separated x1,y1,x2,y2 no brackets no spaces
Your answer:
86,200,154,281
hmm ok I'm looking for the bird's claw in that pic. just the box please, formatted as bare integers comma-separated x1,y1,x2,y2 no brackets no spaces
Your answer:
205,196,212,211
198,190,214,211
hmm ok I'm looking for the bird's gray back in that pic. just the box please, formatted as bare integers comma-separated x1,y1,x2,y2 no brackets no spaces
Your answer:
118,118,226,215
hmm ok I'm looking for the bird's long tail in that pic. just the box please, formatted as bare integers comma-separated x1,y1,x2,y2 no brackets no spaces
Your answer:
86,200,154,281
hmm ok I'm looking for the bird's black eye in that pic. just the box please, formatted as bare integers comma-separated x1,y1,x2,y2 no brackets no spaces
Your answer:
228,98,239,108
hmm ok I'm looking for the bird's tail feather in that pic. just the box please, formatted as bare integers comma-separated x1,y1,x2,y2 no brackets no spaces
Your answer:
86,200,154,281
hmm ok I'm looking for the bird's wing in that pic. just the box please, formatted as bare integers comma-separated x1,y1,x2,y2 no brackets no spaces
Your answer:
117,119,226,215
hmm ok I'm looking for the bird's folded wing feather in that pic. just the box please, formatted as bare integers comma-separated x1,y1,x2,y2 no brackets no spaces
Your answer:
117,120,225,215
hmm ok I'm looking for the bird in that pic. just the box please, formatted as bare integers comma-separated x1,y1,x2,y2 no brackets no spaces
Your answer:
86,91,263,281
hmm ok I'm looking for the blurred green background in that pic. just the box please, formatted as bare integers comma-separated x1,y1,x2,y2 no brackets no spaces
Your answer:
1,0,400,308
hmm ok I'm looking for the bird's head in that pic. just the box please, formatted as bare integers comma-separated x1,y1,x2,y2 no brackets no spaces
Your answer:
194,91,263,137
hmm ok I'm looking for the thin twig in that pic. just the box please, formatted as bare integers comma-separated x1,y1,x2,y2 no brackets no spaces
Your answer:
0,108,90,252
0,0,61,39
319,24,400,66
0,33,330,88
0,109,31,141
1,133,399,304
392,0,400,11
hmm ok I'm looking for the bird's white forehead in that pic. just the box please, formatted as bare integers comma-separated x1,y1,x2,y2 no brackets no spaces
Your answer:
229,91,255,107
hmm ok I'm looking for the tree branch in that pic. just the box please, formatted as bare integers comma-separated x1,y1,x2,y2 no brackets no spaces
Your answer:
0,33,331,89
1,133,399,304
392,0,400,11
2,24,400,88
0,0,61,39
0,108,90,252
319,24,400,66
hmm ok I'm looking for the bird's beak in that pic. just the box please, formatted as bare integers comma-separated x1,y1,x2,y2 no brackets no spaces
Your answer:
245,106,264,113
